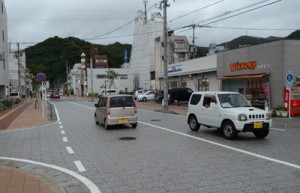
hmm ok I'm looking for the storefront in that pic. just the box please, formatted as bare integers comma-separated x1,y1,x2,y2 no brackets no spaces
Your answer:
217,40,300,110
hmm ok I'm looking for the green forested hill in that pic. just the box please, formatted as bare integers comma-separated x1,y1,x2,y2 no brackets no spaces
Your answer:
25,36,131,89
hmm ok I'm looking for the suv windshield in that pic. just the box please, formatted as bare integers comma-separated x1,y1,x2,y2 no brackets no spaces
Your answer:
218,93,252,108
110,96,134,107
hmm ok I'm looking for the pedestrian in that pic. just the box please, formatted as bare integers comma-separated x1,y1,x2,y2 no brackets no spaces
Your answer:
34,91,39,109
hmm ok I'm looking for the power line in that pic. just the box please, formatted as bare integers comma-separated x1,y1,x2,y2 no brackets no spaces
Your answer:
199,0,282,26
169,0,225,22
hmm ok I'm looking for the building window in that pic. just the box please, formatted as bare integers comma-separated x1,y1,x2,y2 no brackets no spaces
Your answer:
179,81,187,87
118,74,128,79
198,78,209,91
96,59,107,63
178,53,186,62
170,81,177,88
96,75,106,79
175,41,188,49
150,71,155,80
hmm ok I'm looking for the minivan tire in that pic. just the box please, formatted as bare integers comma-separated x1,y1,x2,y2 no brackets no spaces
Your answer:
188,115,200,131
104,119,110,130
131,123,137,128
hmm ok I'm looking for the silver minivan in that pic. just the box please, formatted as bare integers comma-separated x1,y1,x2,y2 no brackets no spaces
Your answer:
94,94,138,129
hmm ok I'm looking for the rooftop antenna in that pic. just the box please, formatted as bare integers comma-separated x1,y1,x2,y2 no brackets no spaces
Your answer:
143,0,148,24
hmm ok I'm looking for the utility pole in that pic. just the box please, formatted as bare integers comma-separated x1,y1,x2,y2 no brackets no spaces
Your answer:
90,57,94,101
192,24,196,59
163,0,169,112
17,43,21,93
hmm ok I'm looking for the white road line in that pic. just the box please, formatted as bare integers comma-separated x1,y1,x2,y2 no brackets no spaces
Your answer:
140,121,300,170
74,160,87,172
63,137,68,143
68,101,95,110
60,130,65,135
0,157,100,193
59,122,62,125
59,125,63,129
271,128,286,131
66,146,74,154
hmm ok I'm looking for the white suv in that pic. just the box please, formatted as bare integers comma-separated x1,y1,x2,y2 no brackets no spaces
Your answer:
187,91,272,140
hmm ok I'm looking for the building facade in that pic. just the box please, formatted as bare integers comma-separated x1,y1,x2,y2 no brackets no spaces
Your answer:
154,34,190,89
160,55,219,92
130,11,163,90
69,65,134,96
0,0,8,100
217,40,300,109
8,45,28,98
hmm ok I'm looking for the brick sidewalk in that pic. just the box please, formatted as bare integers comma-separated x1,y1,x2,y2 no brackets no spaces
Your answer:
3,99,49,130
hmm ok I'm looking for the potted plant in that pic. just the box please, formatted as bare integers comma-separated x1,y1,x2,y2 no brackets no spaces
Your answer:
273,106,284,116
281,108,288,117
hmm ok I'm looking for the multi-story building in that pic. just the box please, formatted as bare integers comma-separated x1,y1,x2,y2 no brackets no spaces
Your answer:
0,0,8,101
130,10,164,90
154,33,190,89
8,44,28,97
130,8,191,91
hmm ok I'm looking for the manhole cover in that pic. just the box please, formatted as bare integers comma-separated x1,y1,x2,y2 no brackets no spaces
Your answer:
150,119,161,121
119,137,136,141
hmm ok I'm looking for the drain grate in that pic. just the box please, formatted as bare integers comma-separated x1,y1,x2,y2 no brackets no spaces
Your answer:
150,119,161,121
119,137,136,141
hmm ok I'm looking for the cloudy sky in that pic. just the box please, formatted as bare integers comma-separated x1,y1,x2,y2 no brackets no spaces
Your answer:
5,0,299,50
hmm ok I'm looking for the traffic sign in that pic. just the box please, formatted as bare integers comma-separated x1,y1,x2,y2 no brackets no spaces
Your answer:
36,72,46,83
285,71,294,88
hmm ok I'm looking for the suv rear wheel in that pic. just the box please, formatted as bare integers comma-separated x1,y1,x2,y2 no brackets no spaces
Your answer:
104,119,110,130
188,115,200,131
222,121,238,140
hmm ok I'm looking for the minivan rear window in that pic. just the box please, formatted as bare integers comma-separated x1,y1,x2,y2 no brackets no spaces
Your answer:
110,96,134,107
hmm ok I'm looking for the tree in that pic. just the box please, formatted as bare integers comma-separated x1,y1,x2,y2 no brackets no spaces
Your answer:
106,69,119,89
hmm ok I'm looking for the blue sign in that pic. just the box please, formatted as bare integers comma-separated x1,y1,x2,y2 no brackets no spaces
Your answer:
36,72,46,82
286,71,294,88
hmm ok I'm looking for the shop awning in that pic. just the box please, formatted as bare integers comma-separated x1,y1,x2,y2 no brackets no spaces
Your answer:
219,73,269,80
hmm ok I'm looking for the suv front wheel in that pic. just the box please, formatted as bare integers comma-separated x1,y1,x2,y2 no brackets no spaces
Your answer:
253,129,269,138
222,120,238,140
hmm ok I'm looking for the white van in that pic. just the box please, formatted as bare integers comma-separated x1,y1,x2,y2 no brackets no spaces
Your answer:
9,92,21,103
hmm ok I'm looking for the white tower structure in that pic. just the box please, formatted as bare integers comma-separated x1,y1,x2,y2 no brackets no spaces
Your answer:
130,8,163,90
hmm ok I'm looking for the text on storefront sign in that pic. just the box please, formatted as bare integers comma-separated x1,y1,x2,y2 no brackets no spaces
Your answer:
230,61,257,71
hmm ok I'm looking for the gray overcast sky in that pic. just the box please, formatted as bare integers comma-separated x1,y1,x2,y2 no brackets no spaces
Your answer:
5,0,300,50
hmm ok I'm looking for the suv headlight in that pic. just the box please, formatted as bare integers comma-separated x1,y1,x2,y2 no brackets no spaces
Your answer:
238,114,247,121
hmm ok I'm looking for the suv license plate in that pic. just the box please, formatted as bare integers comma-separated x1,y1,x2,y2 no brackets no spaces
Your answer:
254,122,263,129
119,118,128,123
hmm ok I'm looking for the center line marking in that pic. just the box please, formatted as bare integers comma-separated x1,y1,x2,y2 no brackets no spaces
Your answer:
63,137,68,142
61,130,65,135
74,160,86,172
66,146,74,154
60,125,63,129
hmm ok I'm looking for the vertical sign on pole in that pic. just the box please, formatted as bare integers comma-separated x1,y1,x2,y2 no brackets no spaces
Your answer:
285,71,294,118
36,73,46,119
